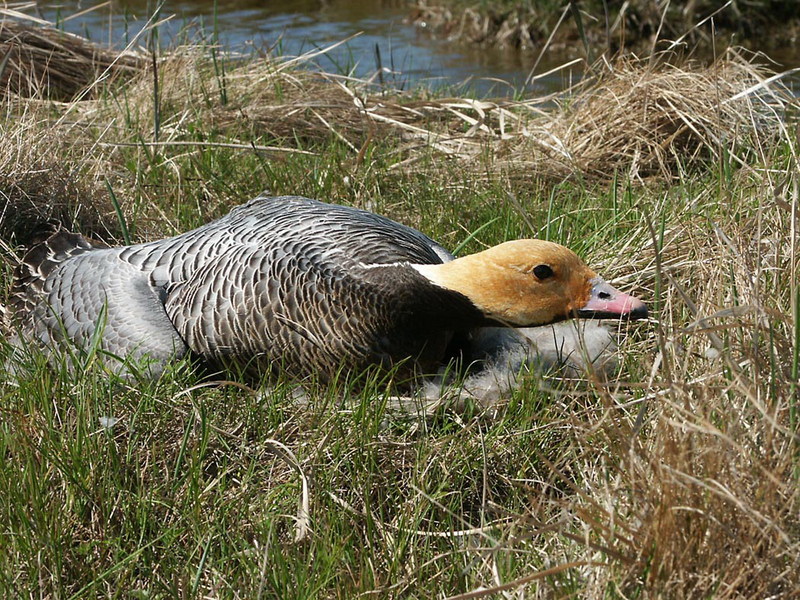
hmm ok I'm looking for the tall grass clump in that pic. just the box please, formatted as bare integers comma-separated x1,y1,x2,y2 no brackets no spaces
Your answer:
0,14,799,598
0,107,121,246
501,50,788,181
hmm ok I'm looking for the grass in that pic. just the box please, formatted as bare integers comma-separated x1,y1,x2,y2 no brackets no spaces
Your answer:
1,16,800,599
410,0,800,55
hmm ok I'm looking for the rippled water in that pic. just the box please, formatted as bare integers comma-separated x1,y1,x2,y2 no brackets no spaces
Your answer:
32,0,584,97
21,1,800,98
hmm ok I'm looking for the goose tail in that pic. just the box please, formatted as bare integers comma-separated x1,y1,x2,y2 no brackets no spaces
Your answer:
11,231,107,317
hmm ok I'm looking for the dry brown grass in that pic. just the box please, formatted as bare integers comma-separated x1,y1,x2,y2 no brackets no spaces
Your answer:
108,46,489,154
110,46,790,185
409,0,800,53
607,222,796,597
0,18,144,100
409,0,544,49
3,18,785,193
0,107,120,246
502,52,790,180
0,16,145,245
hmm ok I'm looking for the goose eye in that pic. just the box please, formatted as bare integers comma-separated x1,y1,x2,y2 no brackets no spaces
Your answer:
532,264,554,280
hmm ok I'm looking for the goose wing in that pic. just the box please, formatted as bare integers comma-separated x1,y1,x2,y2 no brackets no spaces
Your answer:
161,196,454,376
115,195,452,286
203,195,455,266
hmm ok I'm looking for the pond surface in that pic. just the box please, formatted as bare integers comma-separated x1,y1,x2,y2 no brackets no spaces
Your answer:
30,0,582,97
17,0,800,97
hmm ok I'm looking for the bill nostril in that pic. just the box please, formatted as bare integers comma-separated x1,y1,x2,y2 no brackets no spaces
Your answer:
580,277,647,319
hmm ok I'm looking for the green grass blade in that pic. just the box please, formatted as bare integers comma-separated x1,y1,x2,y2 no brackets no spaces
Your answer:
105,177,132,245
451,217,500,257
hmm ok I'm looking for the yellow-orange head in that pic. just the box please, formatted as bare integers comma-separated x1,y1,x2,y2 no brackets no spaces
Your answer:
414,239,646,326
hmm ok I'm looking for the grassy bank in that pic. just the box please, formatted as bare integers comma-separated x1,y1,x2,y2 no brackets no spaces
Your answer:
411,0,800,56
1,20,799,598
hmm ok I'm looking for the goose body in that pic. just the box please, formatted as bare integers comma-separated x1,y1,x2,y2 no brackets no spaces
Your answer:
11,194,646,382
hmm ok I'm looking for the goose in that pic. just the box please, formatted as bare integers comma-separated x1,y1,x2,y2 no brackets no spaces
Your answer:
10,194,647,384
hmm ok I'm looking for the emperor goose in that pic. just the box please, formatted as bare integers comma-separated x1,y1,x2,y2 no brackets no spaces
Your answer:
10,195,647,382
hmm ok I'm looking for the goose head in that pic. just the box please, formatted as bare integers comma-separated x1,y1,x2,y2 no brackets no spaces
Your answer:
413,239,647,326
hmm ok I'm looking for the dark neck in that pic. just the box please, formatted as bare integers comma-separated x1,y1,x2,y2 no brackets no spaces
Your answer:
358,264,489,330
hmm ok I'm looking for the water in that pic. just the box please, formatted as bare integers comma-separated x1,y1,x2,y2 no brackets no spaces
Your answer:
29,0,583,97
